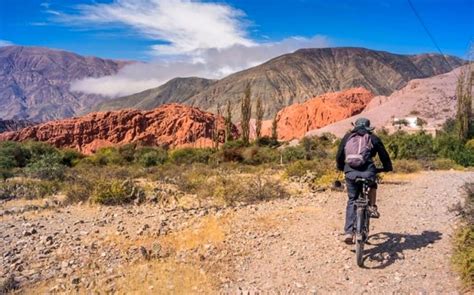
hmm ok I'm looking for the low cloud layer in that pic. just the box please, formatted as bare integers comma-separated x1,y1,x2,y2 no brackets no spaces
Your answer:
0,40,13,47
55,0,330,97
71,36,330,97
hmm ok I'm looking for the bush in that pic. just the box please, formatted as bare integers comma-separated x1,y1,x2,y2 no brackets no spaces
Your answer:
64,178,94,204
255,136,279,147
91,179,144,205
210,174,287,206
242,146,280,165
285,160,317,178
87,147,125,166
135,147,168,167
25,153,66,180
281,145,306,162
0,141,29,168
383,131,435,161
392,159,422,173
434,133,474,167
0,179,60,200
300,135,335,160
452,183,474,289
60,149,84,167
429,158,461,170
170,148,214,165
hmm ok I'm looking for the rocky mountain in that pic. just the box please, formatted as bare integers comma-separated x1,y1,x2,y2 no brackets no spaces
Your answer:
97,47,464,119
0,46,128,122
266,88,374,140
0,119,35,133
0,104,238,154
93,77,216,112
307,66,465,138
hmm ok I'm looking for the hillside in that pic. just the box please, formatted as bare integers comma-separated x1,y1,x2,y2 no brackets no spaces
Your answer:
265,88,374,140
0,46,128,122
0,119,34,133
98,47,464,119
307,66,464,137
0,104,238,154
93,77,216,112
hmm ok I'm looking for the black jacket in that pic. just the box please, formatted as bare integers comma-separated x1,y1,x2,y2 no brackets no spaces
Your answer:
336,129,393,175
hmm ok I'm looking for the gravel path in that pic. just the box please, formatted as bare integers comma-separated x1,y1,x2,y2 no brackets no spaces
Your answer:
1,171,472,294
222,171,473,293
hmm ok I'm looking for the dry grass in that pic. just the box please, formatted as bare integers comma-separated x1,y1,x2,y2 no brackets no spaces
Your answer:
161,215,230,251
113,259,217,294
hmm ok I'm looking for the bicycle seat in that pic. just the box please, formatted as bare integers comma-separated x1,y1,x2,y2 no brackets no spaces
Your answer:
355,177,375,185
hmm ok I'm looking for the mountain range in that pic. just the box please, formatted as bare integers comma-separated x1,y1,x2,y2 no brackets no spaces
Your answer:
0,46,464,122
96,47,464,119
0,46,128,122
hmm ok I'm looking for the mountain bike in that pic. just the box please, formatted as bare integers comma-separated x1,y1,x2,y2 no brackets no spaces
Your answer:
354,177,375,267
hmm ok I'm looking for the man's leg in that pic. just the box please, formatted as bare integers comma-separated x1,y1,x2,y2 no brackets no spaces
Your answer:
344,178,360,236
368,184,380,218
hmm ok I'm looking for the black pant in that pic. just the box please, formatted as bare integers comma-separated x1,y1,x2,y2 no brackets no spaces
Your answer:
344,177,377,234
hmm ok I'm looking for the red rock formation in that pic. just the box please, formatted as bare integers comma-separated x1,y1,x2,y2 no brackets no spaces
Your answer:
0,104,238,154
265,88,373,140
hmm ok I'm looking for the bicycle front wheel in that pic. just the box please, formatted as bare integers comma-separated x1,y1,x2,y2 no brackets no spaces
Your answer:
355,207,365,267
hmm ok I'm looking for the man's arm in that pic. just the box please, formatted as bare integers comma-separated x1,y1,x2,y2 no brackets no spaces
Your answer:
372,135,393,172
336,134,348,171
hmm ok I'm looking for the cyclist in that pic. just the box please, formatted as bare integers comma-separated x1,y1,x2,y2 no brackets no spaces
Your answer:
336,118,393,244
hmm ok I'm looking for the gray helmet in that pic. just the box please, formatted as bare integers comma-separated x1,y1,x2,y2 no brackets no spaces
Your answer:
352,117,375,132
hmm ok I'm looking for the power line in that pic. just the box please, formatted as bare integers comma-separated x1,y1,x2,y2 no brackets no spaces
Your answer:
407,0,455,71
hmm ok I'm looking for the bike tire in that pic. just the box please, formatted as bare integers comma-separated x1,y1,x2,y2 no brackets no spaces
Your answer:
355,207,365,267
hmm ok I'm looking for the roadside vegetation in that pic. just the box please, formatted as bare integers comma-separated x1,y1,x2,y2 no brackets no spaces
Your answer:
0,118,472,209
452,183,474,290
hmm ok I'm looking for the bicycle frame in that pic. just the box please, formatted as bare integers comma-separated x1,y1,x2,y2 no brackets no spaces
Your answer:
355,180,371,243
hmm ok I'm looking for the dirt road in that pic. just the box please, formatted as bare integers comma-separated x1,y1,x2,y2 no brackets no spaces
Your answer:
1,171,472,293
222,171,473,293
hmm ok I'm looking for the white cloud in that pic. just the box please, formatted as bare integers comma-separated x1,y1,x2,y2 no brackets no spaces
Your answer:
71,35,330,97
0,40,13,47
58,0,254,55
59,0,331,97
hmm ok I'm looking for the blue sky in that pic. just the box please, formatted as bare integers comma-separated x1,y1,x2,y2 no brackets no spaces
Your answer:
1,0,472,60
1,0,472,97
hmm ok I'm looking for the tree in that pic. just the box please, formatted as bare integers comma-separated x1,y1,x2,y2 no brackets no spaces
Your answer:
241,84,252,145
255,97,264,140
213,103,221,149
456,64,473,141
224,100,233,142
271,113,278,141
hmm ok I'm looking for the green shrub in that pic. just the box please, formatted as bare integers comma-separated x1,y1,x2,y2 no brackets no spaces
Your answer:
25,153,66,180
23,141,59,161
300,135,335,160
384,131,435,161
170,148,214,165
0,179,60,200
452,183,474,289
135,147,168,167
91,179,144,205
392,159,422,173
434,133,474,167
281,145,306,162
87,147,125,166
285,159,333,178
0,168,13,181
242,146,280,165
0,141,29,168
60,149,84,167
255,136,279,147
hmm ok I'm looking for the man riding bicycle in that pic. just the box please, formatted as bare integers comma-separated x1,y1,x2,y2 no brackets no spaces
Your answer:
336,118,393,244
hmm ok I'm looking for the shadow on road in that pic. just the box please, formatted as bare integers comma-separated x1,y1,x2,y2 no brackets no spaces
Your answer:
363,230,442,269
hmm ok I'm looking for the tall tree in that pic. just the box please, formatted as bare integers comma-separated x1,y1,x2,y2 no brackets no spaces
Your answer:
271,113,278,141
213,103,221,149
255,97,264,140
241,84,252,145
224,100,233,142
456,64,473,141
